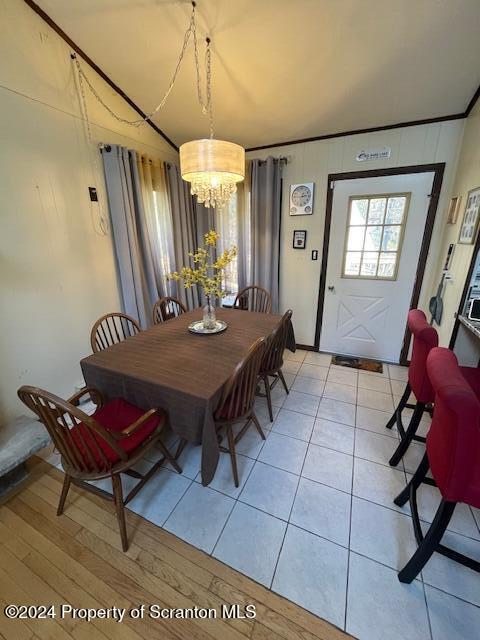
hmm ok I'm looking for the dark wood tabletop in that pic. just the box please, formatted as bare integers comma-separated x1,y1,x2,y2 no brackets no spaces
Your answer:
81,307,295,485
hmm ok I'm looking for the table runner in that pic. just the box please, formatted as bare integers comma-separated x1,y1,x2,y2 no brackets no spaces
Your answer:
81,308,295,484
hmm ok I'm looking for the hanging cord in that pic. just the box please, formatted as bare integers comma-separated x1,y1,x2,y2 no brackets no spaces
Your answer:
72,1,212,133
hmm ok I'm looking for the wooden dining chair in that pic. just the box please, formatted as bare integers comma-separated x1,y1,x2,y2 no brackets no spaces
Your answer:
90,312,141,353
233,286,272,314
214,337,266,486
18,385,181,552
152,296,187,324
258,310,293,421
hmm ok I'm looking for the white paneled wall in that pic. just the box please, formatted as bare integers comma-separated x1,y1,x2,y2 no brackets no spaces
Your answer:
247,121,464,346
0,0,178,422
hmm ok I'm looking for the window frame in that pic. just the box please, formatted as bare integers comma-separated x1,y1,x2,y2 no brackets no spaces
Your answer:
341,192,411,281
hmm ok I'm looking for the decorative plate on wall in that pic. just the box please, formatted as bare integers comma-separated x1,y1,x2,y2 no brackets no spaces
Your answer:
289,182,314,215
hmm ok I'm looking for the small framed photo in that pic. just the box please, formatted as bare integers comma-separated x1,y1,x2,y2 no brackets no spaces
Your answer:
446,196,461,224
458,187,480,244
293,230,307,249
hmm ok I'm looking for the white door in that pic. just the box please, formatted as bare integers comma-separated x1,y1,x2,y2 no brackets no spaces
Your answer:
320,172,435,363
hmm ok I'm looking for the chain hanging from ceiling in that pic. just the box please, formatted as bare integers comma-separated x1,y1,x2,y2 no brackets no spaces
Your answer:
73,1,214,138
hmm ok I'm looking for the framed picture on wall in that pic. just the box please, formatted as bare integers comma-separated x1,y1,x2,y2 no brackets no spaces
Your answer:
293,230,307,249
446,196,462,224
458,187,480,244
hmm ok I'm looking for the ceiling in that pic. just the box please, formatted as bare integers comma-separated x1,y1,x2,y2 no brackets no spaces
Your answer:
37,0,480,150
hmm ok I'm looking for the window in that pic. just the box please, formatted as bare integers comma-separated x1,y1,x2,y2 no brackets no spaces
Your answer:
343,193,410,280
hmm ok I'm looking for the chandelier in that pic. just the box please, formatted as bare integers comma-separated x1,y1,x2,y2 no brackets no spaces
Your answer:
73,1,244,209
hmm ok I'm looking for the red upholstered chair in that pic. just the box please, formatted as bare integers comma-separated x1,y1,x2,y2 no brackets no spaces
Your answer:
214,337,266,487
386,309,438,466
394,347,480,583
18,386,181,551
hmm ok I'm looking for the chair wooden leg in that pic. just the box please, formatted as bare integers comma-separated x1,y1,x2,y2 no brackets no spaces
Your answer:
263,375,274,422
398,499,455,583
386,382,410,430
157,440,182,474
389,402,425,467
251,412,266,440
57,474,71,516
112,474,129,552
278,369,289,395
226,424,239,487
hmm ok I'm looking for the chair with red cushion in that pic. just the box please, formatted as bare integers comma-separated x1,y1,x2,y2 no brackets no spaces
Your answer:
386,309,438,466
18,385,181,551
214,337,266,487
393,347,480,583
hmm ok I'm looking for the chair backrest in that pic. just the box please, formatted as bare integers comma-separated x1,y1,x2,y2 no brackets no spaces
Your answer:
261,309,293,373
233,286,272,314
152,296,187,324
90,312,141,353
17,386,127,474
407,309,438,403
426,348,480,506
215,338,266,421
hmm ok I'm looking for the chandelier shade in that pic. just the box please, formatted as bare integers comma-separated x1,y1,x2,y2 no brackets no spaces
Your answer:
180,139,245,208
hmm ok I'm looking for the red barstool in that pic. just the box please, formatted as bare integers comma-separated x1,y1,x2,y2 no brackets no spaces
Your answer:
386,309,438,466
394,347,480,583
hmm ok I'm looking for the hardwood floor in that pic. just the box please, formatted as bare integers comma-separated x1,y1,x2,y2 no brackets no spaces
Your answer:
0,459,352,640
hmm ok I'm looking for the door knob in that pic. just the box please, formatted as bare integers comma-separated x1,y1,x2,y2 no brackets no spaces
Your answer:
328,285,335,292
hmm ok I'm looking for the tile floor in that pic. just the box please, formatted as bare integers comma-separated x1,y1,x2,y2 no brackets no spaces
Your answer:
44,350,480,640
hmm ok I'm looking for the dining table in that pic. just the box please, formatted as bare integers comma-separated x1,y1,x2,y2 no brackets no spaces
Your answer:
80,307,296,485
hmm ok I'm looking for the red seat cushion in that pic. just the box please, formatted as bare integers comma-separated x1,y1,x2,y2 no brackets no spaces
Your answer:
426,348,480,507
407,309,438,403
70,398,164,471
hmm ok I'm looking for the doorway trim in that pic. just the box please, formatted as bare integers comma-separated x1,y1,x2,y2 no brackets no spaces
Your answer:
314,163,445,364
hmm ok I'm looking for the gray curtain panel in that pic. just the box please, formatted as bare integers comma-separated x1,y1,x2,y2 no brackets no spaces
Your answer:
101,145,160,328
250,157,283,312
165,163,201,309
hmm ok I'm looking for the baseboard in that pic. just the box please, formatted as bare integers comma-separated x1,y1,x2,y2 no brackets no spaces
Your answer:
296,343,317,351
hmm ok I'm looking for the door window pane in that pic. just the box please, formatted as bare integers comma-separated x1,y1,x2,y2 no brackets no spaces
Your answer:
342,193,410,280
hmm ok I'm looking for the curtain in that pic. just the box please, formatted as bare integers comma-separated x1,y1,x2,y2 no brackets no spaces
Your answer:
165,163,200,309
249,157,283,312
101,145,173,327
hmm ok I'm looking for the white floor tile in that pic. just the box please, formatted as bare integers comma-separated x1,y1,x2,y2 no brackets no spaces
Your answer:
402,442,426,475
298,363,329,381
425,585,480,640
271,408,315,441
350,497,418,571
258,432,308,475
283,348,307,363
422,529,480,606
317,398,356,426
388,364,409,381
302,443,353,493
282,391,320,417
254,399,280,428
213,502,286,587
346,552,430,640
128,468,191,527
356,405,398,438
272,524,348,628
195,452,254,498
282,360,302,375
357,387,394,412
166,442,202,479
163,483,234,554
231,421,270,459
327,367,358,387
291,375,325,397
310,418,355,455
291,478,351,546
354,429,400,467
270,384,288,408
390,378,410,396
304,351,332,366
358,372,392,394
353,457,408,514
239,461,298,520
323,381,357,404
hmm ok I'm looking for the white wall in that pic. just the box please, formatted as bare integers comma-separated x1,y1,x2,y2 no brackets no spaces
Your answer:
247,121,464,346
0,0,178,423
429,102,480,346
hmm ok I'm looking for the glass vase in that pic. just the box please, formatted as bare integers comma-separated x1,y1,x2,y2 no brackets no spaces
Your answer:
202,296,217,330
